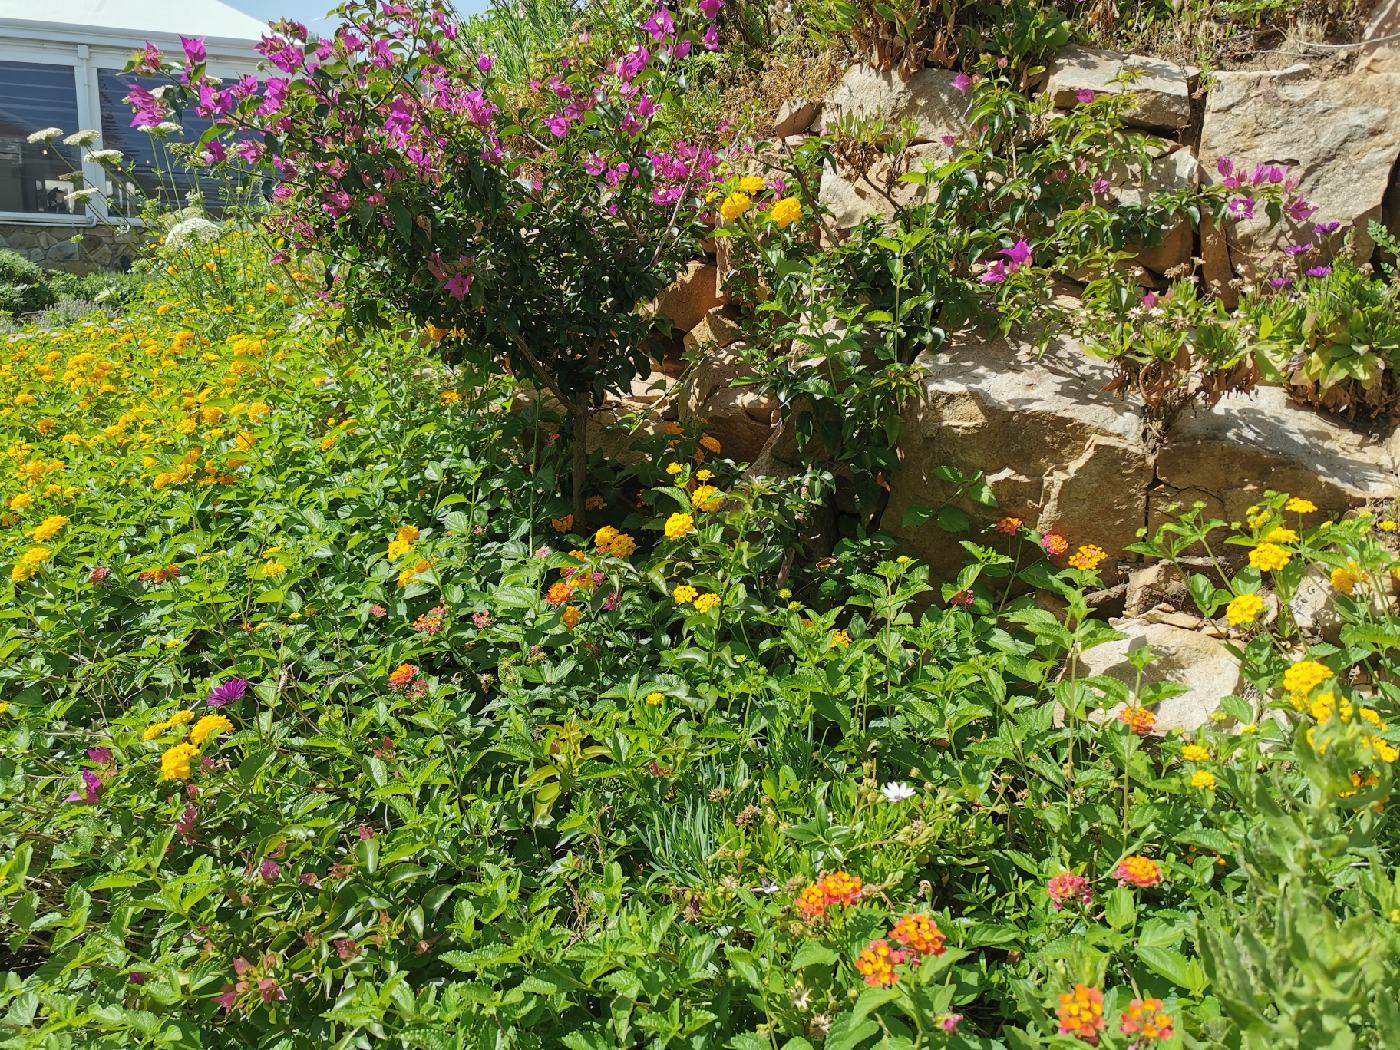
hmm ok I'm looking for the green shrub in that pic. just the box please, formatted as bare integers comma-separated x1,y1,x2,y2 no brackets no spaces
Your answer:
46,269,143,307
0,249,58,317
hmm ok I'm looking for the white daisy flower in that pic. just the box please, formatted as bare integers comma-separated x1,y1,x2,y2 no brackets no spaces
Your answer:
881,781,916,803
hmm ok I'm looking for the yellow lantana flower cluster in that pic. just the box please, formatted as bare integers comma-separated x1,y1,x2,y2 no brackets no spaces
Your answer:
31,514,68,542
189,714,234,748
690,485,722,512
397,558,433,588
594,526,636,557
10,545,51,583
1283,660,1332,707
387,524,419,561
664,512,695,541
1225,593,1265,627
1330,562,1360,595
719,192,752,223
144,706,234,781
160,743,200,781
769,197,802,229
1067,544,1107,571
1249,542,1291,573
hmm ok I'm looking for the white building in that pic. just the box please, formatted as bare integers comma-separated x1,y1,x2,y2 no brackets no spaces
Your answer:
0,0,264,269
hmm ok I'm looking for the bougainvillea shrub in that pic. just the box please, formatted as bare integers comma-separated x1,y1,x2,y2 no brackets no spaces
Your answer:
132,0,738,513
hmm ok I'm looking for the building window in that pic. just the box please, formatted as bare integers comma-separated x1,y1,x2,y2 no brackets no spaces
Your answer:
98,69,240,218
0,60,82,215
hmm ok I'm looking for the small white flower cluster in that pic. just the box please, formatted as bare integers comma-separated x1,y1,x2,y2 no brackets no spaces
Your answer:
63,130,99,147
165,217,222,249
26,127,63,144
86,150,123,165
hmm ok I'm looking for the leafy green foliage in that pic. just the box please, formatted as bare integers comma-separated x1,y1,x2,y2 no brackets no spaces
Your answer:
0,250,58,318
3,245,1398,1044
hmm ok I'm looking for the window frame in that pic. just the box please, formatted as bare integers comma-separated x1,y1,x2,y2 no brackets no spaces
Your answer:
0,34,256,227
0,39,99,225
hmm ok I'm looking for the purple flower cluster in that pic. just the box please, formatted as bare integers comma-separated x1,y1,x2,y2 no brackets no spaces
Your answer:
138,0,733,313
980,239,1033,285
65,747,114,805
1216,156,1346,293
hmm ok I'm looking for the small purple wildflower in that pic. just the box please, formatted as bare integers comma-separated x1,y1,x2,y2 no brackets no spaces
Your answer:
1284,196,1317,222
208,678,248,708
1001,239,1032,268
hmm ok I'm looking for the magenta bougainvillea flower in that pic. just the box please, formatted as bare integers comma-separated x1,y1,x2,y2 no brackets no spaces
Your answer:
66,770,103,805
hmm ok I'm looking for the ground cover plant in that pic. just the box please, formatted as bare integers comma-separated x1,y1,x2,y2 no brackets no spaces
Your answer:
3,216,1399,1050
3,0,1400,1047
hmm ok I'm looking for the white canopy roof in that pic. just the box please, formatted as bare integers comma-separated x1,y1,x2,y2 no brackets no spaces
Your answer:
0,0,268,46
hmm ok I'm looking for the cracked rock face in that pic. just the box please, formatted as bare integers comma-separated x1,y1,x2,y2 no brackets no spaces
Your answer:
1044,45,1194,132
1150,386,1399,533
884,332,1154,580
821,63,969,145
882,330,1399,583
1198,68,1400,301
818,143,951,230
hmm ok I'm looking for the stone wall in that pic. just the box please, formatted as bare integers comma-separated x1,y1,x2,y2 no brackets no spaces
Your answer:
624,43,1400,587
0,222,145,275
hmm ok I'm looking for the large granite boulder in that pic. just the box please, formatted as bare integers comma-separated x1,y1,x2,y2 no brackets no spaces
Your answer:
821,63,968,144
1045,46,1193,131
884,332,1155,580
1073,617,1246,734
1198,68,1400,301
1150,386,1399,531
818,143,949,230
